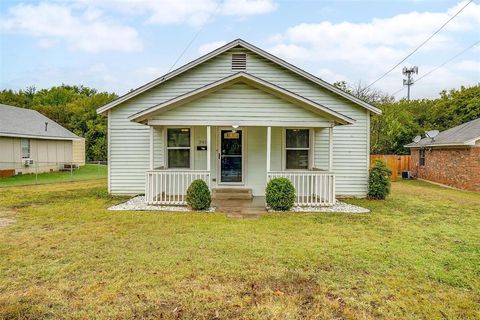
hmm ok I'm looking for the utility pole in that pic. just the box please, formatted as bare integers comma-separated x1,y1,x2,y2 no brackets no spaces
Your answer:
402,66,418,101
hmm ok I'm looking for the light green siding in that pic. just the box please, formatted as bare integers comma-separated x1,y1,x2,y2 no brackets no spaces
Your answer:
155,83,330,124
193,126,207,170
245,127,267,195
153,127,163,169
270,127,283,171
108,47,370,196
314,128,330,170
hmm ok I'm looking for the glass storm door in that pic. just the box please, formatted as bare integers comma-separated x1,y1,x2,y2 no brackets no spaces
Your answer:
220,129,243,183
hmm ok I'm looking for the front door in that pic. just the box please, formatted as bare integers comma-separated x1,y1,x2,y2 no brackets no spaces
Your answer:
220,129,243,184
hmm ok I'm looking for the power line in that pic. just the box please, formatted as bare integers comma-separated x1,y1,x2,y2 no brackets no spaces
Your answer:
392,40,480,96
366,0,474,89
166,1,223,74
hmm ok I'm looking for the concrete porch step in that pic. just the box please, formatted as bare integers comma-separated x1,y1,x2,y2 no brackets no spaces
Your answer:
212,188,252,194
213,193,253,200
212,188,253,200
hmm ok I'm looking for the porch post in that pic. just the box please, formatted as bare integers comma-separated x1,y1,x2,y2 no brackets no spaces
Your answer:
149,126,154,170
266,126,271,172
328,125,333,171
206,126,211,172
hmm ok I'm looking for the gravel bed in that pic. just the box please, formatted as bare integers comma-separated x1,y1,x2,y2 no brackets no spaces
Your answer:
269,201,370,213
108,196,215,212
110,196,368,214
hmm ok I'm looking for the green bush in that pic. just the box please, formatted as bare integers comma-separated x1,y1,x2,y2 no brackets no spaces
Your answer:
368,160,392,200
265,177,296,211
186,179,211,210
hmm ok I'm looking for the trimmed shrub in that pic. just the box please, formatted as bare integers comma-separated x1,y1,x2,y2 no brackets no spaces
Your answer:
265,177,295,211
367,159,392,200
186,179,211,210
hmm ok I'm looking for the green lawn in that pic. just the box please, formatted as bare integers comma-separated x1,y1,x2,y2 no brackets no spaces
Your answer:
0,180,479,319
0,164,107,187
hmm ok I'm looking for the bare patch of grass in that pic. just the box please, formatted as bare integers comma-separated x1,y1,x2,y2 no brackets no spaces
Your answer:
0,218,15,229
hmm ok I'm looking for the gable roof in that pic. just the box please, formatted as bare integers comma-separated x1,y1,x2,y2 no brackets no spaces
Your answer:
405,118,480,148
0,104,79,140
97,39,381,115
129,72,355,125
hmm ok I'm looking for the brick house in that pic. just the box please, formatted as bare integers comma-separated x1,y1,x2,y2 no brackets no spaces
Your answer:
405,118,480,192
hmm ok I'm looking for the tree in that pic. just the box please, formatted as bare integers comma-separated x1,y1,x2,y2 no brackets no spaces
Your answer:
334,81,480,155
0,85,117,161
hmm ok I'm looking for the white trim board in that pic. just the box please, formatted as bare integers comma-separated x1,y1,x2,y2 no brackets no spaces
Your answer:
147,120,333,128
97,39,381,116
0,133,80,141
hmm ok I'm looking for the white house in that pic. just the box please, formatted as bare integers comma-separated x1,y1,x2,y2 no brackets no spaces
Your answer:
97,39,381,206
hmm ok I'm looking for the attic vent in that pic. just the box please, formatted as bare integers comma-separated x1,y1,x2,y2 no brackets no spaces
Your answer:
231,53,247,71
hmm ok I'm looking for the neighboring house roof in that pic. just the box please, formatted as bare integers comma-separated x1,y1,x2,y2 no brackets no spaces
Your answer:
129,72,355,125
0,104,79,140
97,39,381,115
405,117,480,148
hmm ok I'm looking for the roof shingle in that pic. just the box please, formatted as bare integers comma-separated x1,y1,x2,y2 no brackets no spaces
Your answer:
405,117,480,148
0,104,79,140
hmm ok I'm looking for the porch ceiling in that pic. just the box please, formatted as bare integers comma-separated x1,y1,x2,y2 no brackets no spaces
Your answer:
128,72,355,126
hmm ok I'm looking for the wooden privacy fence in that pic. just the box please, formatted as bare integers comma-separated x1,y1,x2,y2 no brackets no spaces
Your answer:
370,155,411,181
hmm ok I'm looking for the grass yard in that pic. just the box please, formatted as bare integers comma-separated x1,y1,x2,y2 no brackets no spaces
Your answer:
0,180,479,319
0,164,107,187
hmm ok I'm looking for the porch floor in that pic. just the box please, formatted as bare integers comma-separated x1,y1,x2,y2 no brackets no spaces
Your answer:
213,196,266,219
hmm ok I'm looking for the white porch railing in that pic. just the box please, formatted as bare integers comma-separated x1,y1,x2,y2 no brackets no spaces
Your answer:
267,171,335,206
145,170,210,205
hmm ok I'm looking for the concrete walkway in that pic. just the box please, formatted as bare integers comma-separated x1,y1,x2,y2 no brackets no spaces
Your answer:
213,196,266,219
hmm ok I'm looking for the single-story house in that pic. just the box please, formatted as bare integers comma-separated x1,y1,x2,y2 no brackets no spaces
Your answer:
97,39,381,206
405,118,480,191
0,104,85,176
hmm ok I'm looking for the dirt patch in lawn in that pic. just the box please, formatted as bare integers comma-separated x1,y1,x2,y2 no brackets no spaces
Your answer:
0,210,17,215
0,218,15,229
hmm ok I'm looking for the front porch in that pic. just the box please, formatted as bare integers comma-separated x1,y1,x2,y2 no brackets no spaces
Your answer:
144,125,336,207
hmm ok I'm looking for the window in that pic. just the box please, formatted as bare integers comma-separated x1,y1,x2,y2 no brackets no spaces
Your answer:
285,129,310,170
419,148,426,166
167,128,191,168
21,138,30,159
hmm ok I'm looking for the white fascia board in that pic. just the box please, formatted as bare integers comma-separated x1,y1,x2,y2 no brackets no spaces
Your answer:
0,132,80,141
97,39,381,115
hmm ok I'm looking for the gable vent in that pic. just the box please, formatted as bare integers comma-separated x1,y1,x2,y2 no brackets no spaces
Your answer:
231,53,247,71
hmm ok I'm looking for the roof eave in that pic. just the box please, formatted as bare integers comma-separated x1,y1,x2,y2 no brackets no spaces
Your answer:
97,39,243,115
0,132,81,141
236,40,381,115
405,141,477,148
97,38,381,115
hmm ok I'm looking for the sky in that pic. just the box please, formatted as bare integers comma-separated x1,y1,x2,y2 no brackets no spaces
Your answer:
0,0,479,100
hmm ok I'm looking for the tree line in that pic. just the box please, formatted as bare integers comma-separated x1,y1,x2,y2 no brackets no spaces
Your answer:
1,83,478,159
0,85,117,161
334,82,480,154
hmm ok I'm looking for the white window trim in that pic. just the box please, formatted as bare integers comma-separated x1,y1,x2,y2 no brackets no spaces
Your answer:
419,148,426,167
21,138,30,159
164,127,194,170
282,128,313,171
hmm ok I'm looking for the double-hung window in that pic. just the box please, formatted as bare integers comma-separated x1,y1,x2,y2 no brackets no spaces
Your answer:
419,148,426,166
285,129,310,170
167,128,191,169
21,138,30,159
